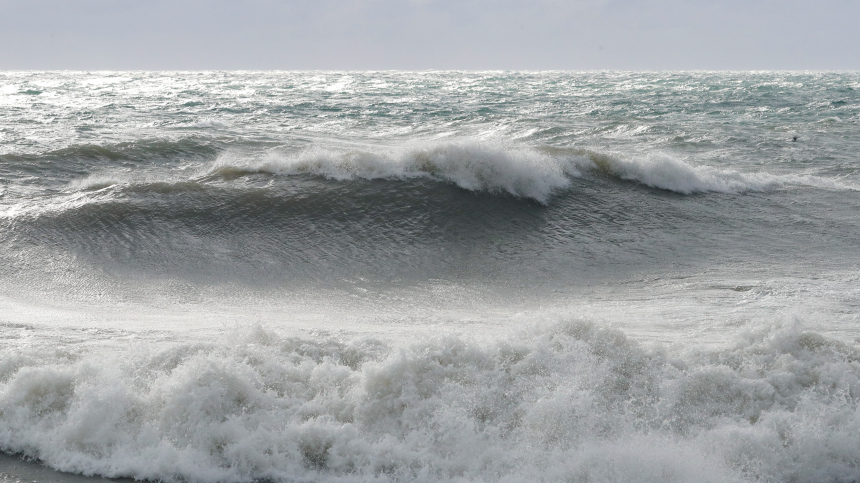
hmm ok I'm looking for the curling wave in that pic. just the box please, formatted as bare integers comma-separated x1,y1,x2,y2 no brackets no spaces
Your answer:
4,142,851,222
206,142,584,204
205,142,855,199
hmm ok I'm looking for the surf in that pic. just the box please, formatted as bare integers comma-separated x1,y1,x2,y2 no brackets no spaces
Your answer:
1,320,858,483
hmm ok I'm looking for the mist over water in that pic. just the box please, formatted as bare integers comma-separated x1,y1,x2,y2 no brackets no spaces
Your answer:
1,71,859,482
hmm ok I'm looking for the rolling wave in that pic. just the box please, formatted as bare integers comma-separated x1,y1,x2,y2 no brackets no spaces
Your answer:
206,143,584,204
1,141,854,287
207,142,855,199
51,141,857,206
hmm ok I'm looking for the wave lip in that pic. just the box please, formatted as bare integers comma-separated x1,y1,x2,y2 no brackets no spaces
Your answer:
208,143,857,200
208,142,585,204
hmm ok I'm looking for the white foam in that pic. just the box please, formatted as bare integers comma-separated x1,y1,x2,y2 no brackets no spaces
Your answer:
587,152,857,194
207,143,856,200
189,119,229,128
1,321,859,482
210,142,584,204
67,175,122,191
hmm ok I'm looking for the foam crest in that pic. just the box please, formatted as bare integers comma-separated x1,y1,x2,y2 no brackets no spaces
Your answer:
67,175,123,191
588,152,856,194
206,144,854,200
210,142,584,204
1,321,859,482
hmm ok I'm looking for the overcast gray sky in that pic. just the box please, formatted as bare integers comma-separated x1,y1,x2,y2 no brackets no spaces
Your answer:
1,0,857,70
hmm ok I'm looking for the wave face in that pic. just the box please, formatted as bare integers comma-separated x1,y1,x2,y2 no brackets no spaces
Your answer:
2,322,859,483
1,71,859,482
1,141,856,295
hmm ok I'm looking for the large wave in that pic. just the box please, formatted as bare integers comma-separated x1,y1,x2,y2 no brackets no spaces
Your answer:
205,142,583,205
50,141,854,207
1,140,854,293
1,321,859,482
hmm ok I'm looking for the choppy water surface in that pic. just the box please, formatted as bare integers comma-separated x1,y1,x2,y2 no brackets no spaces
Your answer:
1,71,859,483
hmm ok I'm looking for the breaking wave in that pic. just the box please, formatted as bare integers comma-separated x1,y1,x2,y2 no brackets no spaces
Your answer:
203,142,856,199
586,151,855,194
2,140,854,288
1,321,859,483
206,142,584,204
4,142,850,222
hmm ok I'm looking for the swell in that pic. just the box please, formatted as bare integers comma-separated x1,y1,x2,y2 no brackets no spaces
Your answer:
1,321,858,483
0,137,226,186
2,176,555,284
5,141,850,218
2,141,856,289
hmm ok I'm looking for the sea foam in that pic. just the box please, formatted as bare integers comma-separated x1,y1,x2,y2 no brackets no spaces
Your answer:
1,321,859,483
206,142,855,201
209,142,584,204
6,141,850,227
586,151,855,194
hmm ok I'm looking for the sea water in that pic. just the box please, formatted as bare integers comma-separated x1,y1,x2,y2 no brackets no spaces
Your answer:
1,71,859,482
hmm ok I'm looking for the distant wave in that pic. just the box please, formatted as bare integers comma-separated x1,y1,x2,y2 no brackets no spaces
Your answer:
1,321,858,483
0,137,222,165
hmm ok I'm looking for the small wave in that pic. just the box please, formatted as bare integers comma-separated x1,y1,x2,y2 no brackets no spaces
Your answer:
188,119,230,128
1,321,859,482
0,138,223,169
66,175,210,195
67,175,121,191
52,137,221,162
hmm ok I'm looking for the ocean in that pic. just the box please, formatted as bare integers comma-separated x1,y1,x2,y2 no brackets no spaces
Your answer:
0,71,859,482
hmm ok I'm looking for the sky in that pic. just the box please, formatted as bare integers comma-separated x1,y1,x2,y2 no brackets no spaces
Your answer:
0,0,858,70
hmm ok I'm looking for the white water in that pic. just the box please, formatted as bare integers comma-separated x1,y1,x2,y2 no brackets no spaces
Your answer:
203,142,856,202
2,320,859,483
594,151,856,194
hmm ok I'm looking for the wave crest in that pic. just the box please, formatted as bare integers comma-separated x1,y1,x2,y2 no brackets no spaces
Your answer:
586,151,855,194
209,142,584,204
7,142,852,224
206,143,854,200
